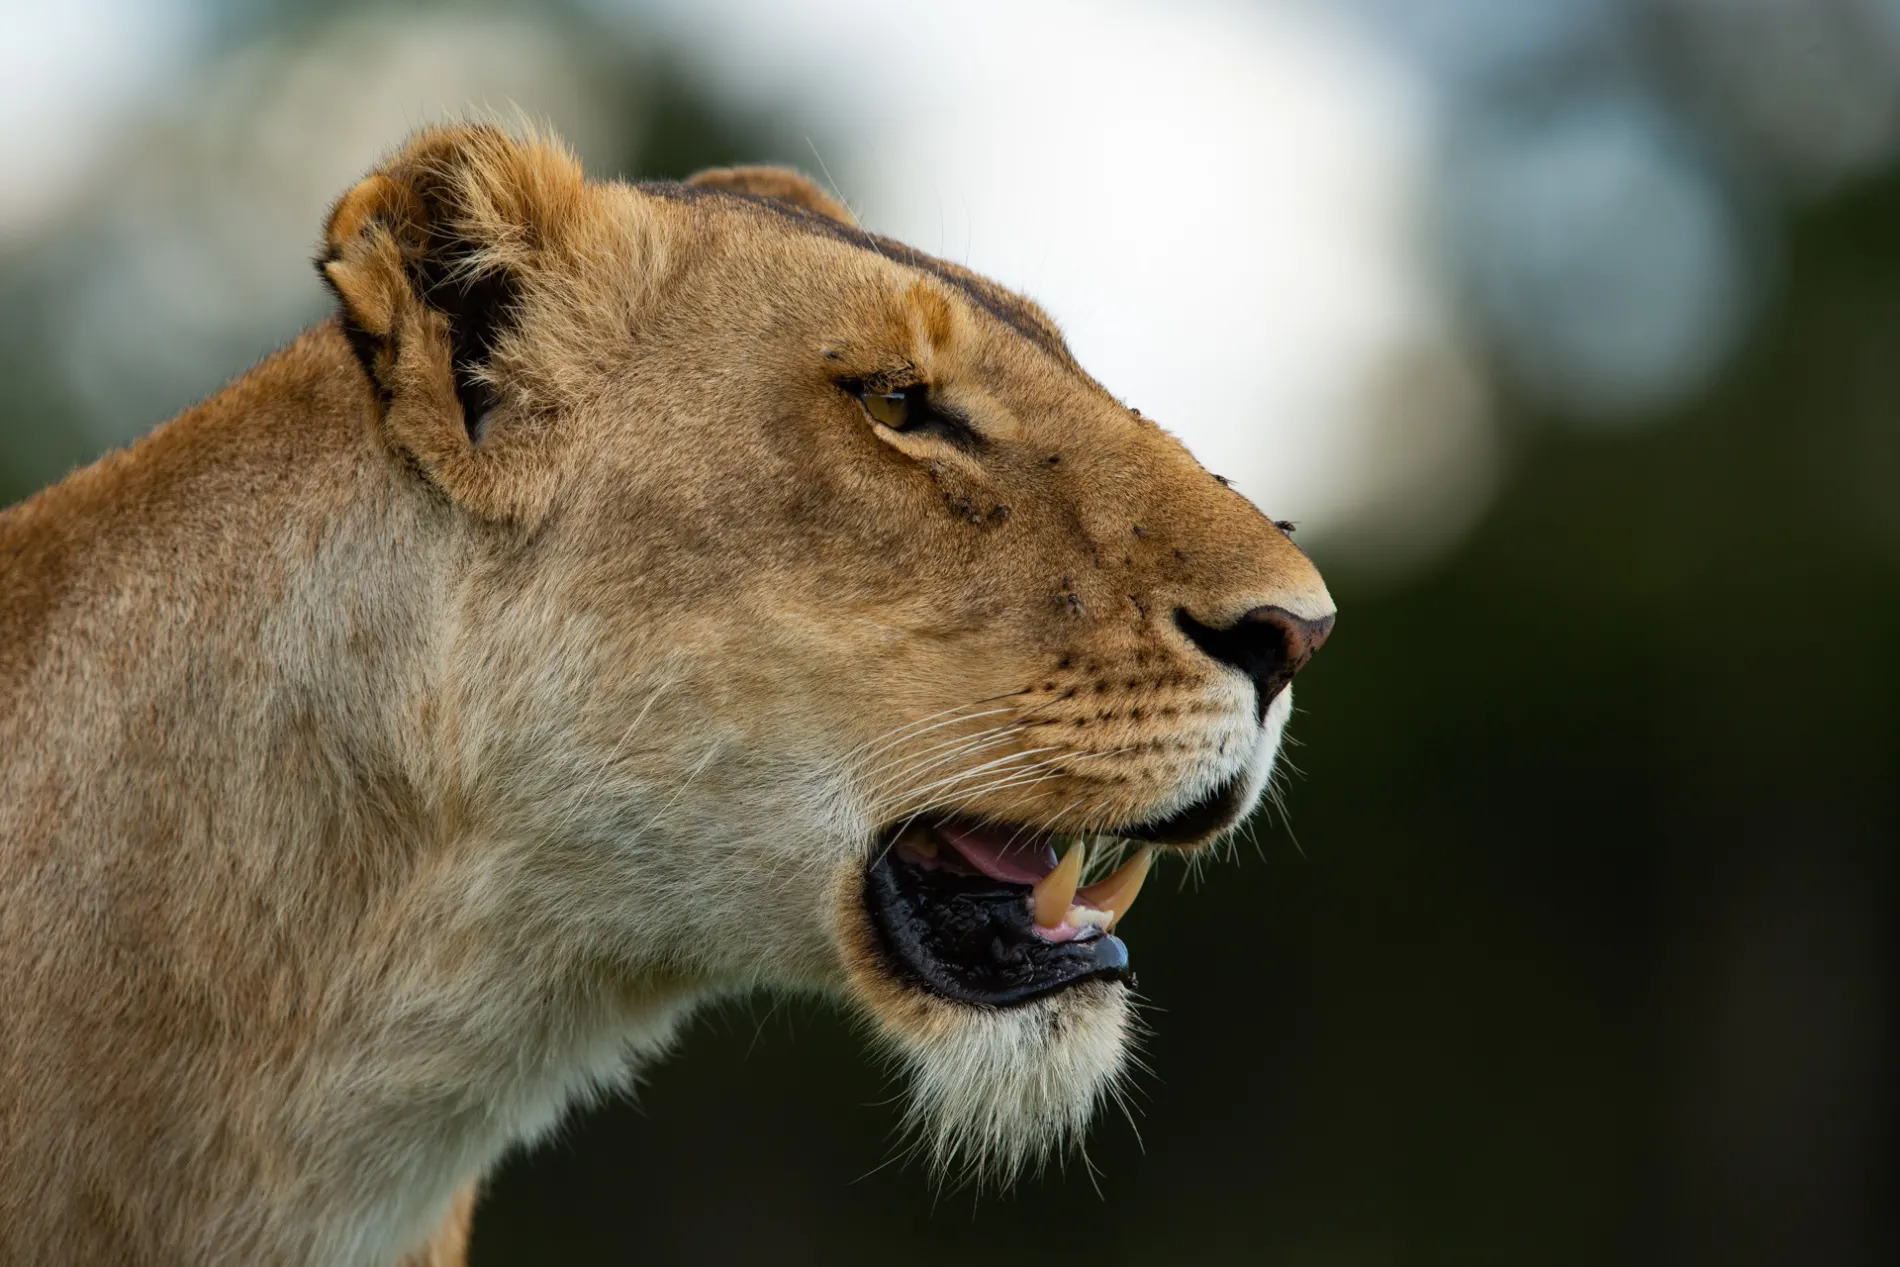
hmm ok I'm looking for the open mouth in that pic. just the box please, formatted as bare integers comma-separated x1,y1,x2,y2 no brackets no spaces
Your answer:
863,821,1143,1008
861,778,1250,1009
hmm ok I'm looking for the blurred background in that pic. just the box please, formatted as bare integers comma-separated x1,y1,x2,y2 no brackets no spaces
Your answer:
2,0,1893,1263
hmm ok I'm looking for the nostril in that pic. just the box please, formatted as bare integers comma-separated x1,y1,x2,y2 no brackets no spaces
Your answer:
1174,605,1335,722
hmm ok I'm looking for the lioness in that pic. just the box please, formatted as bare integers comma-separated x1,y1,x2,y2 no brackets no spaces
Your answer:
0,126,1333,1264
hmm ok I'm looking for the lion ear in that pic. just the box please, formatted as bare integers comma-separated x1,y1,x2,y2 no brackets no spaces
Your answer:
685,165,856,226
318,125,583,522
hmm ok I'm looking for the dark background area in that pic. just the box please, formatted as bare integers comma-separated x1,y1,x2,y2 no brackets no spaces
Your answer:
2,2,1892,1264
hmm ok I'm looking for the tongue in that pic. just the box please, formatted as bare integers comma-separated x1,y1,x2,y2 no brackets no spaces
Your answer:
934,823,1059,885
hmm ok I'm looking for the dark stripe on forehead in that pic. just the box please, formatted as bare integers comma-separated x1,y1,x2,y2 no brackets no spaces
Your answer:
641,181,1078,367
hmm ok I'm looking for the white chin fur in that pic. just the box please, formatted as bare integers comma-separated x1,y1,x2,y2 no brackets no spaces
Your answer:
879,981,1136,1186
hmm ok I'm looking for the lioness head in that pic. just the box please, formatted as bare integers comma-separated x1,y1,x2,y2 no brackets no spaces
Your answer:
320,126,1333,1181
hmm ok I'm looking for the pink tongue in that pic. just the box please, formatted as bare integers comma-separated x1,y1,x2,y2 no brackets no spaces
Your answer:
936,823,1059,885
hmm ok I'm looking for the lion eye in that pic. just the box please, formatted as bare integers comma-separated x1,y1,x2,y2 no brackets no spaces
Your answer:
849,381,984,450
861,388,915,430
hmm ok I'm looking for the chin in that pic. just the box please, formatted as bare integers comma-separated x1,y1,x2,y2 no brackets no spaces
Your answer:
831,742,1283,1184
838,892,1138,1185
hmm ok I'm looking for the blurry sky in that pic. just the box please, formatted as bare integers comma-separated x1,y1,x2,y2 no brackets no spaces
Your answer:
6,0,1900,571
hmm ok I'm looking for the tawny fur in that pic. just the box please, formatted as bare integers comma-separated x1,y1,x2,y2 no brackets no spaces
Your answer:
0,125,1333,1265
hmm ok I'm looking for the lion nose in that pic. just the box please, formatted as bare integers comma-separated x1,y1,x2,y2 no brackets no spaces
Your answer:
1174,605,1335,722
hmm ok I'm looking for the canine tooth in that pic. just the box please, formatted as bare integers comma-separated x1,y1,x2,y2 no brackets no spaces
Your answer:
1077,847,1152,931
895,822,938,859
1032,841,1086,928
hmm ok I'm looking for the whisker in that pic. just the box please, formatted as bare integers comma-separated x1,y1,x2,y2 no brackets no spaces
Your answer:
842,700,1025,771
870,745,1065,816
856,724,1028,806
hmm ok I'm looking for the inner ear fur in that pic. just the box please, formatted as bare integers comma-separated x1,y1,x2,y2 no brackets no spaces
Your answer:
685,165,855,226
319,125,583,522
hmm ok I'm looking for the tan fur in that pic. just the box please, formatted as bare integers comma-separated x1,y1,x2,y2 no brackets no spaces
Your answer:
685,164,858,224
394,1185,474,1267
0,126,1332,1264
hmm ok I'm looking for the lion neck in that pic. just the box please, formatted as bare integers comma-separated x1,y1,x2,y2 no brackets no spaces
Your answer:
0,321,695,1262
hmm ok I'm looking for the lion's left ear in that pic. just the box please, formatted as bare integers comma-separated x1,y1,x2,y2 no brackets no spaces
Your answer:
686,165,856,226
319,125,583,523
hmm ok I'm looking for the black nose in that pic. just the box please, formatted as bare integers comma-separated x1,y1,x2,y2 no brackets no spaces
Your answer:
1175,605,1335,722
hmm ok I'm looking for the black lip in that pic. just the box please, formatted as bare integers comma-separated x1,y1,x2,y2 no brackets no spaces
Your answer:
1118,772,1253,845
863,846,1131,1008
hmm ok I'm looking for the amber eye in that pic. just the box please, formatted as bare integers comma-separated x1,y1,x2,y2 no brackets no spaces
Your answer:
861,388,915,430
848,381,984,449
